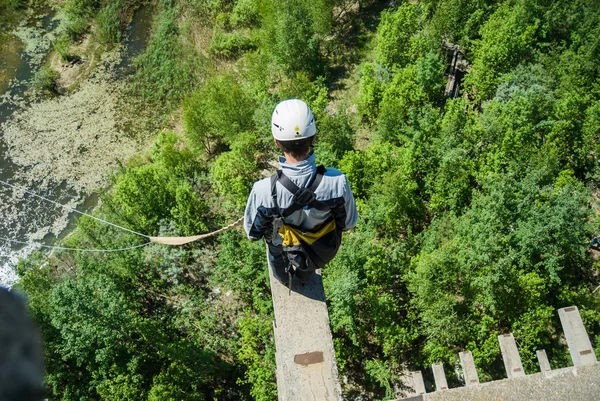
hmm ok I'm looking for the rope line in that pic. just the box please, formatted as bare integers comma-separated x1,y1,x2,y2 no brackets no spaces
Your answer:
0,179,150,239
150,216,244,245
0,178,245,251
0,237,151,252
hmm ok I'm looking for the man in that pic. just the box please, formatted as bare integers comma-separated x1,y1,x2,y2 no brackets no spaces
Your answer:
244,98,358,285
0,287,45,401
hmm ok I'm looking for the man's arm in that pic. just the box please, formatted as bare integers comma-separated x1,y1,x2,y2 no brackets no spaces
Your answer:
244,181,275,241
342,178,358,231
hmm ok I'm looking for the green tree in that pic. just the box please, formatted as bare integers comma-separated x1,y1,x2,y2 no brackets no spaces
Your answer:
375,3,421,69
210,131,264,212
183,73,256,155
464,2,541,100
260,0,330,77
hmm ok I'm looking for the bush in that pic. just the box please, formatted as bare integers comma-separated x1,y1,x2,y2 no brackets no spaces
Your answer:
314,112,355,168
229,0,261,27
183,73,255,154
209,30,256,59
375,3,420,68
356,62,383,122
261,0,329,77
377,64,428,144
54,35,77,62
95,0,128,44
32,66,59,94
463,2,541,100
210,131,263,212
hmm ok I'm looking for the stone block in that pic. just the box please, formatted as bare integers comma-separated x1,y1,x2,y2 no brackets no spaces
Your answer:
411,371,426,395
558,306,598,367
536,349,551,372
432,363,448,391
498,333,525,378
459,351,479,386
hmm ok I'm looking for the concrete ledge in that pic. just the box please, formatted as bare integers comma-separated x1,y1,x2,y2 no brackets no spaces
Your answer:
396,363,600,401
268,255,342,401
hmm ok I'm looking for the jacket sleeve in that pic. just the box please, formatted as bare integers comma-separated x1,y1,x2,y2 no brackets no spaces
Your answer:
342,177,358,231
244,181,275,241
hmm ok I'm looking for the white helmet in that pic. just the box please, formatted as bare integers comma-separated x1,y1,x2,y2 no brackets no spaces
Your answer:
271,99,316,141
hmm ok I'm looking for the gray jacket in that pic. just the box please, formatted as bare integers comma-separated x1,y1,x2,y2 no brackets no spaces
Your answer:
244,153,358,241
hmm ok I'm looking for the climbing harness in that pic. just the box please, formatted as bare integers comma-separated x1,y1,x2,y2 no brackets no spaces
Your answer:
0,179,243,253
270,165,342,294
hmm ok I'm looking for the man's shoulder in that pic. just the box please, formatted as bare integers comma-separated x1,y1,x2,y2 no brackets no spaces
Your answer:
322,167,344,178
249,176,275,204
250,175,274,193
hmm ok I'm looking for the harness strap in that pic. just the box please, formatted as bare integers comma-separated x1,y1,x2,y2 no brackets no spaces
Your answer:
270,174,281,218
273,165,329,217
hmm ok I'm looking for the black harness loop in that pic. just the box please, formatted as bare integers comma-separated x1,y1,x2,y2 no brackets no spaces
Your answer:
273,165,329,218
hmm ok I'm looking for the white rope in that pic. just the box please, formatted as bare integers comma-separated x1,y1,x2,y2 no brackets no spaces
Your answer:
0,179,150,239
0,178,244,250
150,216,244,245
0,236,151,252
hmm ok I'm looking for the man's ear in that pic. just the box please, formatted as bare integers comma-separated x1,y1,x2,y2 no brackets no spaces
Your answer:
274,139,281,149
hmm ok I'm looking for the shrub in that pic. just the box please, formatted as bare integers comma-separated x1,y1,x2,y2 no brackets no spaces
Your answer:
183,73,255,154
54,35,77,62
32,66,59,94
209,30,256,59
357,62,383,122
375,3,420,68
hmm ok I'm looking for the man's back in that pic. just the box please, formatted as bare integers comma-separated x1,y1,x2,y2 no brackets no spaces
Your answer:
244,153,357,240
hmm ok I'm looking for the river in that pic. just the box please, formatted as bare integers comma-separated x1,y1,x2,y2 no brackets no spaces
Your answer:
0,5,153,286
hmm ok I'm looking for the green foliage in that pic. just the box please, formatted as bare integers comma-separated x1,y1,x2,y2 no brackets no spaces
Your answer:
63,15,89,40
63,0,101,20
0,0,19,30
237,313,277,401
375,3,421,69
229,0,261,27
376,64,430,144
424,0,500,46
132,5,197,108
209,30,256,59
95,0,128,44
147,363,208,401
210,131,263,212
54,35,77,62
416,51,446,99
410,165,594,374
32,66,59,94
464,2,541,100
0,0,25,14
109,132,208,236
314,111,355,168
260,0,330,77
183,73,255,154
275,72,329,115
356,62,384,122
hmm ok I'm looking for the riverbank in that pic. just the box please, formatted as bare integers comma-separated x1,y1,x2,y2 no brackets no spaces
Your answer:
0,5,154,286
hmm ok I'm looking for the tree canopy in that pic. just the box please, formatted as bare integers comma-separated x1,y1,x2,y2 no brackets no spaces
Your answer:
11,0,600,399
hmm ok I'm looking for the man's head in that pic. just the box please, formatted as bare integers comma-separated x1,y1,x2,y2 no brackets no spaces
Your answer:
271,99,316,161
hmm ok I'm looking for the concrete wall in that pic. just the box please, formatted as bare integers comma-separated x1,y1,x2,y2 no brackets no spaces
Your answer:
397,363,600,401
395,306,598,401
